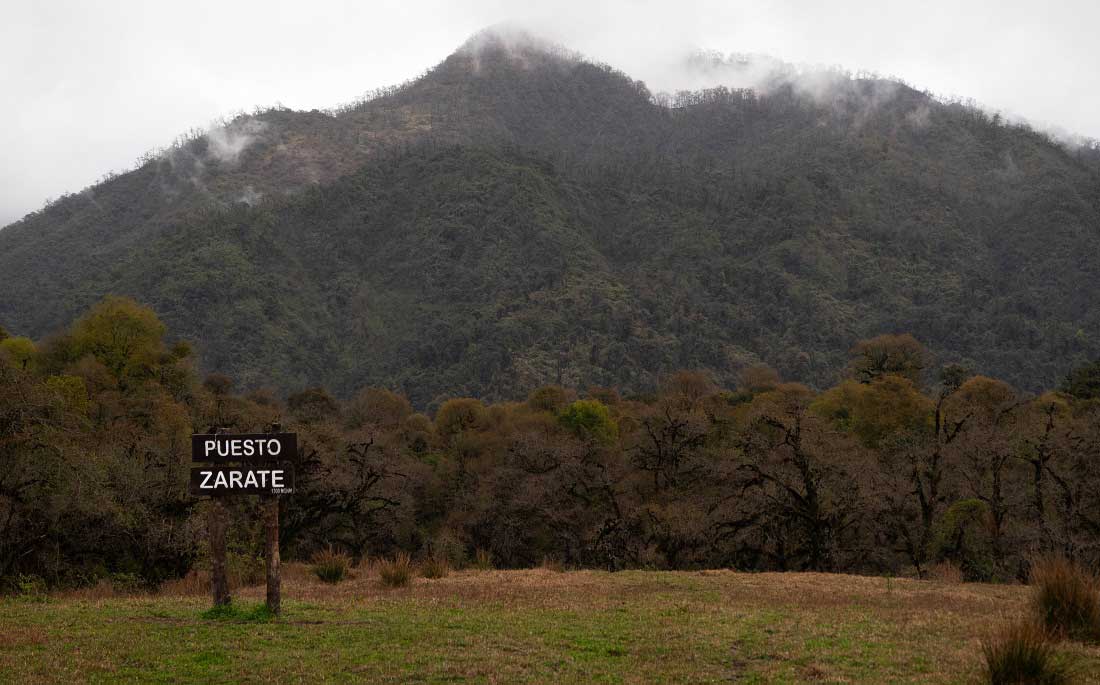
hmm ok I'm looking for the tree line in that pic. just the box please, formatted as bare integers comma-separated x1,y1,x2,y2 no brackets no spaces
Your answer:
3,297,1100,590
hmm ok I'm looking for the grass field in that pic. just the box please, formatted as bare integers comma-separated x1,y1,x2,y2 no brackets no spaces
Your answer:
3,566,1100,684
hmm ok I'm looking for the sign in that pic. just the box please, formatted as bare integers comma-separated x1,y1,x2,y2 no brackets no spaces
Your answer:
191,429,294,615
191,433,297,464
189,465,295,496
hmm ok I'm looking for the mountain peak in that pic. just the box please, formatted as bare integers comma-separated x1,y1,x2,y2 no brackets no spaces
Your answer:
451,25,584,73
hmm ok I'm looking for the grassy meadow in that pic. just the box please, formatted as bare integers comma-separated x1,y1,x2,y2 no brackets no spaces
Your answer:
3,566,1100,684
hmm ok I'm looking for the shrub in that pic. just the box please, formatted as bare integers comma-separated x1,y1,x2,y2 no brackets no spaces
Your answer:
419,556,450,579
311,546,352,584
474,548,494,571
981,620,1072,685
379,552,413,587
108,572,145,595
10,574,48,602
540,556,566,573
1030,556,1100,643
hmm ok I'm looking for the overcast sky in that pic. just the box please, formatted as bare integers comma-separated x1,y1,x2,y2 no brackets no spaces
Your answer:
2,0,1097,226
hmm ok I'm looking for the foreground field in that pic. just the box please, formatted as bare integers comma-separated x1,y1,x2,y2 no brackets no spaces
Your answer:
2,566,1100,683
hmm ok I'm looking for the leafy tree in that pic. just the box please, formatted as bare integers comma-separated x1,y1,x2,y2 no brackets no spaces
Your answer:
848,334,928,386
1061,360,1100,400
435,398,486,438
68,296,166,380
558,399,617,444
0,337,37,370
813,376,931,448
288,387,340,425
738,364,781,393
345,388,413,431
528,385,571,413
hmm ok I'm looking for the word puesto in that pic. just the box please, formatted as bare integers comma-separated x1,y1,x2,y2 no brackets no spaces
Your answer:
201,437,285,459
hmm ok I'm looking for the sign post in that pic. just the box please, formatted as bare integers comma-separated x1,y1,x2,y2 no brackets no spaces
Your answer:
191,427,296,615
208,497,230,607
264,493,281,615
264,423,282,616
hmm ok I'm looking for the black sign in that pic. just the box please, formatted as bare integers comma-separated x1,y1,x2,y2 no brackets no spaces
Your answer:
190,465,295,496
191,433,297,464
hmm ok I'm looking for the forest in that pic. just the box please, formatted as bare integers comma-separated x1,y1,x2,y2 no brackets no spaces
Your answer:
3,296,1100,592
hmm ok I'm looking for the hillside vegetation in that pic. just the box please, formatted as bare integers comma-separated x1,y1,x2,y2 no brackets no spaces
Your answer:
2,31,1099,401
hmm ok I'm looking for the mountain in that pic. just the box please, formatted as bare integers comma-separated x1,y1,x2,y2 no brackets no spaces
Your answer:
2,29,1099,407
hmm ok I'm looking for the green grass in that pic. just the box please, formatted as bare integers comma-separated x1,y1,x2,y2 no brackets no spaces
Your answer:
199,602,277,622
3,568,1100,683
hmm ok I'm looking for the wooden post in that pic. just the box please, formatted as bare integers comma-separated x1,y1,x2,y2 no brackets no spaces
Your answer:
208,499,230,606
264,421,282,615
264,495,281,615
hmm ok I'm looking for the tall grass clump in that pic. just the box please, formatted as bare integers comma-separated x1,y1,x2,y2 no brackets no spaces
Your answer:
311,546,352,584
419,556,450,579
473,548,493,571
980,620,1072,685
1030,556,1100,643
379,552,413,587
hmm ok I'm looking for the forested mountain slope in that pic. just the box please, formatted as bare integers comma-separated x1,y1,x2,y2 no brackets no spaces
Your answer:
2,30,1099,405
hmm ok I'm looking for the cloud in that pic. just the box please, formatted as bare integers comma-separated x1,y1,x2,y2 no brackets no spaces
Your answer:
204,119,269,165
1,0,1098,226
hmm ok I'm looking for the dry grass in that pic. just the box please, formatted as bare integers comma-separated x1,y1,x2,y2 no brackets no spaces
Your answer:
156,569,210,597
1031,556,1100,643
929,560,965,584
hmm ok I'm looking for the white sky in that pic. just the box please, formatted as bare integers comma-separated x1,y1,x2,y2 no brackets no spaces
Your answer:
2,0,1097,226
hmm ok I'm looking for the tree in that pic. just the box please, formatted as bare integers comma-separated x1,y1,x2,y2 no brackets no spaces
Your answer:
738,364,780,393
203,373,234,396
812,376,931,448
68,296,166,380
288,387,340,425
1061,360,1100,400
0,337,37,371
527,385,571,413
947,377,1020,577
559,400,617,444
848,334,928,385
734,383,863,571
435,398,486,438
345,388,413,431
